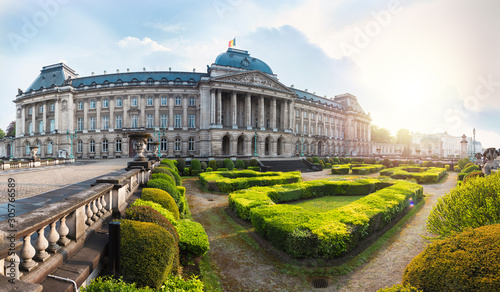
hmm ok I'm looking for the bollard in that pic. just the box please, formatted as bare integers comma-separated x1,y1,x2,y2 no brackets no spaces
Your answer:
108,221,121,278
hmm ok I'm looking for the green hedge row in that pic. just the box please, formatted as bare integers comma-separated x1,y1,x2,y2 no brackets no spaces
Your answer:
229,179,422,259
351,164,385,175
380,166,447,183
199,170,301,193
457,164,480,181
331,165,350,174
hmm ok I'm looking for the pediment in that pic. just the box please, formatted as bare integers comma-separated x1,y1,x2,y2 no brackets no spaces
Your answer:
212,71,294,94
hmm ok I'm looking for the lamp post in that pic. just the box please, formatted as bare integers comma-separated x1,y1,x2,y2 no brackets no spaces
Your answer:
154,127,167,157
9,136,14,161
66,130,77,159
300,132,304,157
254,131,258,157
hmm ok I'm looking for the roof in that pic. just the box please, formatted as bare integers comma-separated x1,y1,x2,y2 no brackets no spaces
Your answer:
214,48,273,75
291,88,345,108
25,63,77,92
71,71,207,87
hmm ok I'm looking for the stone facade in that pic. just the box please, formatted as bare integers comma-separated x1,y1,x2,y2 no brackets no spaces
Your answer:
13,48,371,159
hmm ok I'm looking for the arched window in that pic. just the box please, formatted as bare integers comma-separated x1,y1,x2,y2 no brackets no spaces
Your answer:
115,139,122,152
188,137,195,151
147,138,153,151
102,139,108,152
47,141,53,154
89,140,95,153
77,140,83,153
174,138,181,151
25,142,30,155
37,142,41,154
160,138,167,151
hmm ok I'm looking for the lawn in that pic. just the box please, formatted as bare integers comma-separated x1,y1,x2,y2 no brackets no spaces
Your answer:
291,195,365,213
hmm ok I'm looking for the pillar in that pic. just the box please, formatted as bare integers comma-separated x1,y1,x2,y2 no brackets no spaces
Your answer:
96,98,101,131
109,98,115,131
258,96,265,130
183,95,188,130
42,102,47,134
231,91,238,129
271,97,277,131
217,90,222,125
31,105,36,134
210,90,216,125
245,93,252,130
168,95,174,130
154,95,159,129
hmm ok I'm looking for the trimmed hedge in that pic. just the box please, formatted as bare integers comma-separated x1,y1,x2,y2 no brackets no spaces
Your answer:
151,172,176,187
81,276,154,292
224,159,235,170
235,159,245,169
457,164,480,181
141,188,180,220
199,170,301,193
120,220,176,289
463,171,484,183
131,199,177,225
208,160,217,170
176,219,210,263
379,166,446,183
229,179,422,259
247,166,259,171
351,164,385,174
331,164,350,174
191,159,201,171
377,284,422,292
147,178,185,215
403,224,500,291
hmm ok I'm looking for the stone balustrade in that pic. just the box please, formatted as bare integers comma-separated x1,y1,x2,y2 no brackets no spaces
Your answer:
1,159,75,170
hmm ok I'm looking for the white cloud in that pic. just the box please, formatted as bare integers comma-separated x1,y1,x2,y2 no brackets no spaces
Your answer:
145,23,185,33
117,36,170,52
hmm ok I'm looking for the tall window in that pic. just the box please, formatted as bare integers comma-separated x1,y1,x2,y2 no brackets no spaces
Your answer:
131,114,138,128
29,108,32,115
296,110,300,117
147,96,153,106
303,124,307,134
50,119,55,132
311,113,314,119
89,140,95,153
103,99,109,108
311,125,314,135
161,96,167,106
296,124,299,133
318,115,322,121
77,140,82,153
318,126,322,136
102,116,109,130
189,97,195,106
51,103,55,111
25,143,30,155
147,138,153,151
102,139,108,152
174,114,181,128
160,138,167,151
175,96,181,106
188,137,195,151
116,98,122,107
89,117,96,130
115,139,122,152
39,105,43,113
303,111,307,118
78,102,83,110
115,115,122,129
90,100,96,109
147,114,154,128
37,142,41,154
77,118,83,131
38,120,43,133
174,138,181,151
47,141,53,154
131,97,137,106
28,122,32,134
160,114,168,128
188,114,195,128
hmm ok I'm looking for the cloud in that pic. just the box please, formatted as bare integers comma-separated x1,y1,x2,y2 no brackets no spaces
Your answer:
117,36,170,52
144,23,185,33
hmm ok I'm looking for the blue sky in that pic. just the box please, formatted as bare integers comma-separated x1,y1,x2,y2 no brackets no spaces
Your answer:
1,0,499,147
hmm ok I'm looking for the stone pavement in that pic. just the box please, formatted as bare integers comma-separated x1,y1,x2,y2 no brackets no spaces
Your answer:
0,158,132,221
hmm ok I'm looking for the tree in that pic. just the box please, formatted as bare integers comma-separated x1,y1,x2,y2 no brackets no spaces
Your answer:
0,128,4,139
6,121,15,137
396,129,411,145
371,125,394,143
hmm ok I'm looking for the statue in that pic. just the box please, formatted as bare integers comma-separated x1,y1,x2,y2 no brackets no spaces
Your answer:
483,148,499,175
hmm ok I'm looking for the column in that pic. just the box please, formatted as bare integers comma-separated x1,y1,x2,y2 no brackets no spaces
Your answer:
271,97,277,131
154,95,160,129
300,108,304,134
168,95,174,130
182,95,188,130
96,98,101,132
20,105,25,136
54,100,59,132
83,100,88,132
210,90,216,125
245,93,252,130
42,102,47,134
283,100,289,131
31,105,36,134
109,98,115,131
216,90,222,125
140,95,146,127
258,96,264,130
289,101,295,133
123,97,128,128
231,91,237,129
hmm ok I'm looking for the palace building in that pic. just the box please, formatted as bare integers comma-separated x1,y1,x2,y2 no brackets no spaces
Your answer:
13,48,371,159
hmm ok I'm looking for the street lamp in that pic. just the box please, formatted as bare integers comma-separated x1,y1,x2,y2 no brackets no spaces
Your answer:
66,130,77,159
254,131,258,157
154,127,167,157
9,136,14,161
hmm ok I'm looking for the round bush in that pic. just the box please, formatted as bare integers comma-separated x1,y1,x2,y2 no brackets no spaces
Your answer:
463,171,484,183
312,156,320,163
250,159,259,166
152,172,176,186
160,159,177,170
131,199,177,225
176,159,186,173
224,159,235,170
235,159,245,170
120,220,176,289
146,178,183,214
403,224,500,291
208,160,217,171
141,188,180,220
216,160,225,169
191,159,201,171
176,219,209,263
200,161,207,171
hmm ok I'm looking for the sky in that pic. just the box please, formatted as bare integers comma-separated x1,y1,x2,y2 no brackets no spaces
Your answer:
1,0,499,148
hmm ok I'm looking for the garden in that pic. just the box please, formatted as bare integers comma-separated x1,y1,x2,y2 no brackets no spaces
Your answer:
379,166,447,183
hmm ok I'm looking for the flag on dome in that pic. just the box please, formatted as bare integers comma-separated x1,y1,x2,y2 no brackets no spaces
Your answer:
228,38,236,48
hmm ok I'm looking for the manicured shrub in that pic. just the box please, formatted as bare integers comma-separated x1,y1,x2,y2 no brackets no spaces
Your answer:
247,166,259,171
235,159,245,169
332,157,340,163
325,163,332,168
208,160,218,170
120,220,176,289
463,171,484,183
82,276,154,292
152,173,176,187
306,157,313,163
206,167,213,172
141,188,180,220
163,275,204,292
427,172,500,237
191,159,201,171
176,159,186,173
152,166,174,177
377,284,422,292
160,159,177,171
243,159,251,168
183,167,190,176
146,179,184,214
351,167,369,175
403,224,500,291
124,205,180,274
331,165,349,174
216,160,225,169
200,161,207,171
176,219,209,263
131,199,177,225
217,167,228,171
191,169,200,176
312,156,320,163
224,158,235,170
250,158,259,166
445,164,450,171
457,157,471,169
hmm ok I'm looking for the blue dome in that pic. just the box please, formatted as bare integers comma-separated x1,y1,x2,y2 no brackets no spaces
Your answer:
214,48,273,74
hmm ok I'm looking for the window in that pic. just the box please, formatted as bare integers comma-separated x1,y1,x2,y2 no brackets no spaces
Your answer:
296,124,299,133
303,124,307,134
115,139,122,152
174,114,181,128
102,116,109,130
29,108,32,115
131,97,137,106
77,140,82,153
116,98,122,107
331,117,334,124
25,143,30,155
311,113,314,119
188,137,195,151
161,96,167,106
175,96,181,106
303,111,307,118
147,138,153,151
90,100,96,109
39,105,43,114
147,96,153,106
89,140,95,153
311,125,314,135
318,126,322,136
188,114,195,128
160,138,167,151
37,142,41,154
318,115,322,121
189,97,195,106
296,110,300,117
90,117,96,130
47,141,53,154
28,122,33,134
160,114,168,128
78,102,83,110
50,103,55,111
115,115,122,129
102,139,108,152
50,119,55,132
103,99,109,108
77,118,83,131
147,114,154,128
174,138,181,151
131,114,138,128
39,121,43,133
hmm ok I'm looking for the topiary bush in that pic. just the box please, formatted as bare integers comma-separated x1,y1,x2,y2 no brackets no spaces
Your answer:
160,159,177,171
463,171,484,183
176,159,186,173
82,276,154,292
403,224,500,291
235,159,245,170
312,156,320,163
183,167,190,176
152,172,176,187
163,275,204,292
120,220,176,289
457,157,471,169
224,158,235,170
208,160,217,171
191,169,199,176
147,179,183,214
331,165,350,174
141,188,180,220
200,161,207,171
190,159,201,171
216,160,225,169
131,199,177,225
176,219,209,264
377,284,422,292
250,158,259,166
247,166,259,171
205,167,213,172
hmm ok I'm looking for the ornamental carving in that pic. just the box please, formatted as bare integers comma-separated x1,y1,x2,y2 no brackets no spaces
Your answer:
221,73,284,91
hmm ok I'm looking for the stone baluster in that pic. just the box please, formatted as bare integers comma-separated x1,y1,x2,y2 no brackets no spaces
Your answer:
58,215,70,246
20,233,38,271
5,253,22,279
91,200,99,220
96,197,103,217
34,226,50,262
86,203,94,225
101,195,108,214
47,221,60,253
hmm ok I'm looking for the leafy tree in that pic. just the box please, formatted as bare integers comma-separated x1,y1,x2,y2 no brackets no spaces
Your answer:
0,128,5,139
371,125,394,143
6,121,15,137
396,129,412,145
